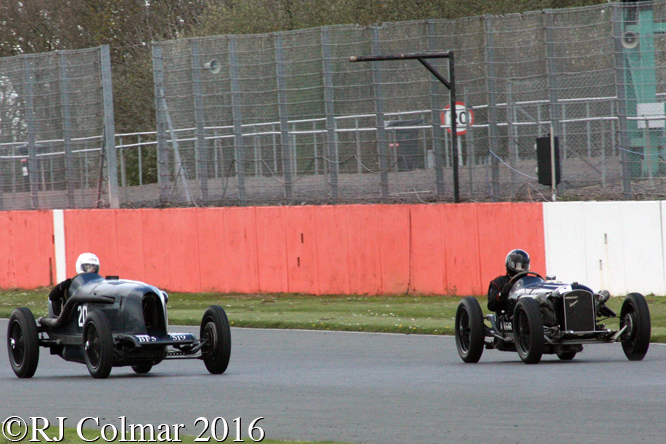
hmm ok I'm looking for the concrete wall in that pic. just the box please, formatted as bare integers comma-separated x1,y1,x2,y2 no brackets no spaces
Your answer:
6,203,546,295
0,210,54,289
6,201,663,296
542,201,666,296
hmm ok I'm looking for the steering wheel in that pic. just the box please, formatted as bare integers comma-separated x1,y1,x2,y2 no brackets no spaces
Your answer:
503,271,545,296
508,270,544,286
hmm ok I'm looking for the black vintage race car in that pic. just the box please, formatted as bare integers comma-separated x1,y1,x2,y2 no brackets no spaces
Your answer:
6,273,231,378
454,271,651,364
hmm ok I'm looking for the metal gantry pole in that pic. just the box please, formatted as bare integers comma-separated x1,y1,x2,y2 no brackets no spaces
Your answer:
349,50,460,202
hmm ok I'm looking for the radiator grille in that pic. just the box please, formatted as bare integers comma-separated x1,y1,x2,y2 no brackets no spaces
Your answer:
563,290,595,332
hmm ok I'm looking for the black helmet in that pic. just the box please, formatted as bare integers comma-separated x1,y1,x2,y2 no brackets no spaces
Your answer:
505,249,530,276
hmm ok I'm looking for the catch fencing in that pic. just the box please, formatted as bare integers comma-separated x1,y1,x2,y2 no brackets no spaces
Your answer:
145,1,666,207
0,46,117,210
2,2,666,209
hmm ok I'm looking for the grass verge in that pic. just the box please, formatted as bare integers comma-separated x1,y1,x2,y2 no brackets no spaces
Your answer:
1,288,666,342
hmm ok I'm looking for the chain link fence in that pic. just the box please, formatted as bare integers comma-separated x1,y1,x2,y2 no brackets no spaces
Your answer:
143,2,666,207
0,46,117,210
3,2,666,209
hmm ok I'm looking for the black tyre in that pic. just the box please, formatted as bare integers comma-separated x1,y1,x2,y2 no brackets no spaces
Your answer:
620,292,651,361
7,307,40,378
83,311,114,378
131,364,153,374
556,351,577,361
454,297,485,363
513,298,544,364
200,305,232,374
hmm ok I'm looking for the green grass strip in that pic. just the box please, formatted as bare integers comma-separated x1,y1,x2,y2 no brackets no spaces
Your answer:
1,288,666,342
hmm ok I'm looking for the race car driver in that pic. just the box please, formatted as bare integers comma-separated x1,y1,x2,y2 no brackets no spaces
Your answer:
487,249,530,313
48,252,100,316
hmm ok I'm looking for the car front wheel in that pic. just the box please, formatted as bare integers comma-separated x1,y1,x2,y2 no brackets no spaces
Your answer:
620,293,651,361
7,307,40,378
200,306,231,374
513,298,544,364
83,311,114,378
454,297,485,363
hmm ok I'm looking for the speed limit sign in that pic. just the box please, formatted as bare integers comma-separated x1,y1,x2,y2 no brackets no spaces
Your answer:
441,102,474,135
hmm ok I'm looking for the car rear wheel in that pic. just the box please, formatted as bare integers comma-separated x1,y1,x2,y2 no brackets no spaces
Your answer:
83,311,114,379
7,307,40,378
200,306,231,374
620,293,651,361
454,297,485,363
513,298,544,364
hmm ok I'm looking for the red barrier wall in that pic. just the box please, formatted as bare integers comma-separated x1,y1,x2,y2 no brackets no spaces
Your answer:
0,211,54,288
255,206,288,293
314,206,349,294
5,202,545,295
377,205,411,294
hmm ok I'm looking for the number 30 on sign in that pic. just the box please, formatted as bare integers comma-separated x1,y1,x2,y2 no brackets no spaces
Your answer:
440,102,474,135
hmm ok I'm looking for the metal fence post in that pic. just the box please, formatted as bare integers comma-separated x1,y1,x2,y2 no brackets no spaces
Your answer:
138,134,143,186
371,27,390,198
612,3,632,198
152,45,171,204
58,52,76,208
544,11,563,194
191,39,209,203
23,57,39,209
427,20,446,198
100,45,119,209
484,16,501,201
321,27,339,199
464,86,474,198
275,33,293,200
507,81,517,185
228,36,247,203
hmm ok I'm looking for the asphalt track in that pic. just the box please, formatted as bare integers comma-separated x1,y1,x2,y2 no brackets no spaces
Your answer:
1,319,666,444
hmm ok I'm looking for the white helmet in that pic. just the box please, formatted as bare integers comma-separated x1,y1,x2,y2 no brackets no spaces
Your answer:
75,253,100,274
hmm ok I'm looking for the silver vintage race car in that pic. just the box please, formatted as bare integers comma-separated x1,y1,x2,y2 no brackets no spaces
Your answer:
7,272,231,378
454,271,651,364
